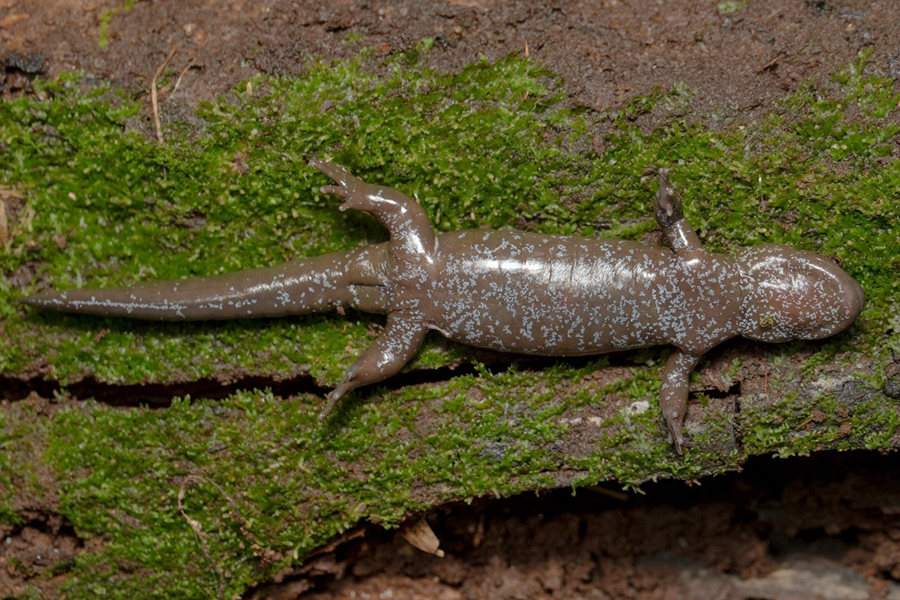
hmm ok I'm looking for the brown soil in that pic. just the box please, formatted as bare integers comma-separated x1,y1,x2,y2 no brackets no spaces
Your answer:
0,512,85,599
254,452,900,600
3,0,900,598
5,0,900,127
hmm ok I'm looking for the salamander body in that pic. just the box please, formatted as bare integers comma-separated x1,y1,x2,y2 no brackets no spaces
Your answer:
23,162,865,452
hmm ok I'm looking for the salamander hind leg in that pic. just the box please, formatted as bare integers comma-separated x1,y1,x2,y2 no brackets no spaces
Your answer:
318,313,428,421
659,349,702,454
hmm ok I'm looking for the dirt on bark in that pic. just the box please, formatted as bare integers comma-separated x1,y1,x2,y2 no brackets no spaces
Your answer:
4,0,900,128
0,512,86,598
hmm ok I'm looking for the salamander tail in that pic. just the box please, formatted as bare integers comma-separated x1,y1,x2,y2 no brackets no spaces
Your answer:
21,247,390,321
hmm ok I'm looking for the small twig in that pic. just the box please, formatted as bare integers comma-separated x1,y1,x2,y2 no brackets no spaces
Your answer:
758,55,779,73
0,188,25,200
178,473,283,598
585,484,630,501
0,188,26,247
0,198,7,245
178,475,226,599
151,46,178,143
523,40,531,100
795,416,814,430
167,57,195,102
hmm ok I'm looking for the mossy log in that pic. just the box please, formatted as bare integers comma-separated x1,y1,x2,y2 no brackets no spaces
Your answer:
1,51,899,598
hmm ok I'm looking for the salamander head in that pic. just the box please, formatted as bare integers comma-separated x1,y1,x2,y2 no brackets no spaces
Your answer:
735,244,865,343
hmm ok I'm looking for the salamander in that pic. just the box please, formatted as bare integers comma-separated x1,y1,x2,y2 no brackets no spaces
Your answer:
23,161,866,452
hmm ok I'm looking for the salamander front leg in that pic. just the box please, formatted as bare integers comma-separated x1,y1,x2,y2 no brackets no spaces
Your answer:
310,159,436,254
659,348,702,454
318,313,428,421
655,169,703,255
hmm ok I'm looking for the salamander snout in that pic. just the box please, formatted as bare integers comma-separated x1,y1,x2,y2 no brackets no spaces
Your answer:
736,245,865,343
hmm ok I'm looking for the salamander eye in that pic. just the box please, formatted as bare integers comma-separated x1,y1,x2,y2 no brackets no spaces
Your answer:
829,255,844,268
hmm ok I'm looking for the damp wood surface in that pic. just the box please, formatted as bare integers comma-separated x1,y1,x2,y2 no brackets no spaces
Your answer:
1,0,900,598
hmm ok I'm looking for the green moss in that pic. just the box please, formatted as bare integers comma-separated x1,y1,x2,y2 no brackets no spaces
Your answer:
98,1,139,49
717,1,748,15
0,401,55,526
2,47,900,598
44,364,745,599
0,409,20,525
740,387,900,456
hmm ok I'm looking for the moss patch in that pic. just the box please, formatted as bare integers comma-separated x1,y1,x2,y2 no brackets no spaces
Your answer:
43,368,742,599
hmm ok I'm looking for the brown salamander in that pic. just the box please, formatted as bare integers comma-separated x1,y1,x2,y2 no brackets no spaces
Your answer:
23,161,866,452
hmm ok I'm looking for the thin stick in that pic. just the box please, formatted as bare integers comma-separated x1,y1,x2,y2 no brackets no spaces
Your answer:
0,198,7,245
168,57,195,102
178,475,225,599
152,46,178,143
